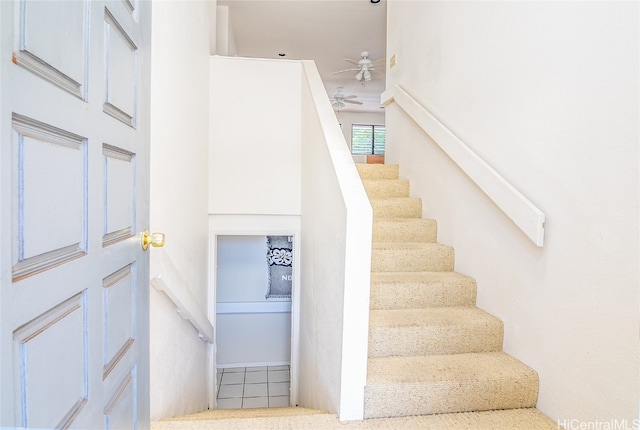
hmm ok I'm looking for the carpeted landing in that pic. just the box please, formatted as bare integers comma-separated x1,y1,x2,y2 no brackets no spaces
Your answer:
153,164,559,429
152,407,559,429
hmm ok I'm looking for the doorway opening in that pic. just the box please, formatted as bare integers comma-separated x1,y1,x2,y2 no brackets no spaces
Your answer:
214,234,295,409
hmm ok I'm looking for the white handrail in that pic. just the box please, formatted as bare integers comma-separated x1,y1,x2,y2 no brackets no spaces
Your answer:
382,84,545,247
150,249,214,343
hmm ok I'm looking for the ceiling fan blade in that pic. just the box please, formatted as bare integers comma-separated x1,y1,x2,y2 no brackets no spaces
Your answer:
343,99,363,105
343,95,358,100
344,58,360,65
331,67,360,74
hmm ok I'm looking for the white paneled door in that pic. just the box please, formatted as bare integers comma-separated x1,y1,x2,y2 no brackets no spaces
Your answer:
1,1,152,428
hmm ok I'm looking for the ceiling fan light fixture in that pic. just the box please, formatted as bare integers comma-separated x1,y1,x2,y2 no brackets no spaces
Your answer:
364,69,371,81
355,70,364,81
330,87,362,110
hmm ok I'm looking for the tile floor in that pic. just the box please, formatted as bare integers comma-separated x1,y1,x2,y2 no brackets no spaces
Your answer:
216,365,290,409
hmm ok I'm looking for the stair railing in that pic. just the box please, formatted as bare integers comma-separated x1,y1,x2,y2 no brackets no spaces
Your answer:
382,84,545,247
150,249,214,343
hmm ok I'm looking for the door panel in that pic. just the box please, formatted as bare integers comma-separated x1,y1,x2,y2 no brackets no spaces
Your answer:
103,144,136,247
102,263,136,381
103,8,138,127
12,0,88,99
11,114,88,281
13,291,88,429
1,0,151,428
104,368,137,430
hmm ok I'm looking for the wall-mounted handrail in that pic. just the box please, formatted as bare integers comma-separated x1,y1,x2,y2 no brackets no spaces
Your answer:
150,249,214,343
382,84,545,247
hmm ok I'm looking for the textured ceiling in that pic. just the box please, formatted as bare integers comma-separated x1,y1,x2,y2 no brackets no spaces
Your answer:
218,0,387,113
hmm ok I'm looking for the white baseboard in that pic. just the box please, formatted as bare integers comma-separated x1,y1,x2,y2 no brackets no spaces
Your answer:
217,361,291,369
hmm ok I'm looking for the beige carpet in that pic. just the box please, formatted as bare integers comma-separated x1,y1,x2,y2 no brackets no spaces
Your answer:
152,407,560,429
158,407,326,421
358,164,540,419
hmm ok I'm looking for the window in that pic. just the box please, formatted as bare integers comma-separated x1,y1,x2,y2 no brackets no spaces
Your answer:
351,124,385,155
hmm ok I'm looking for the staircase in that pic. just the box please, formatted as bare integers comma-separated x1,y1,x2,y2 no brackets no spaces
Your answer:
358,163,546,420
152,163,559,429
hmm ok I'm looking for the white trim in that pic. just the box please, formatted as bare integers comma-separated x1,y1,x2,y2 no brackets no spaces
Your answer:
207,231,218,410
382,84,546,247
217,361,290,369
206,342,216,410
216,302,292,314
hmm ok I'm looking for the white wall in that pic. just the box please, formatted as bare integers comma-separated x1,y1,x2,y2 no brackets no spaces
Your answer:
217,313,291,366
209,56,302,216
386,1,639,424
217,236,272,302
298,62,372,421
216,235,291,367
208,57,372,419
216,5,237,56
298,75,345,416
149,0,213,420
208,56,304,403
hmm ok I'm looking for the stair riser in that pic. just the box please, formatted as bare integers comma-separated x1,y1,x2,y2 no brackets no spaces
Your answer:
356,164,399,180
368,322,504,357
363,180,410,198
364,376,539,418
373,220,437,243
371,199,422,218
372,248,454,272
370,282,477,309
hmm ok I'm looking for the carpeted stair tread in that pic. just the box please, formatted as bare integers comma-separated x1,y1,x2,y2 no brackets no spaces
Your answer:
368,307,504,357
356,163,399,179
160,407,326,421
370,271,477,309
362,178,410,198
152,407,559,429
373,218,437,243
364,352,539,418
370,197,422,218
371,242,454,272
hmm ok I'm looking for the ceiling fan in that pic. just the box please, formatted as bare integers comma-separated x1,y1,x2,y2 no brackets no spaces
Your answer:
330,87,363,111
332,50,385,82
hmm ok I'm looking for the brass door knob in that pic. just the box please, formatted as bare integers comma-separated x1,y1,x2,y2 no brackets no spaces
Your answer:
141,230,165,251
